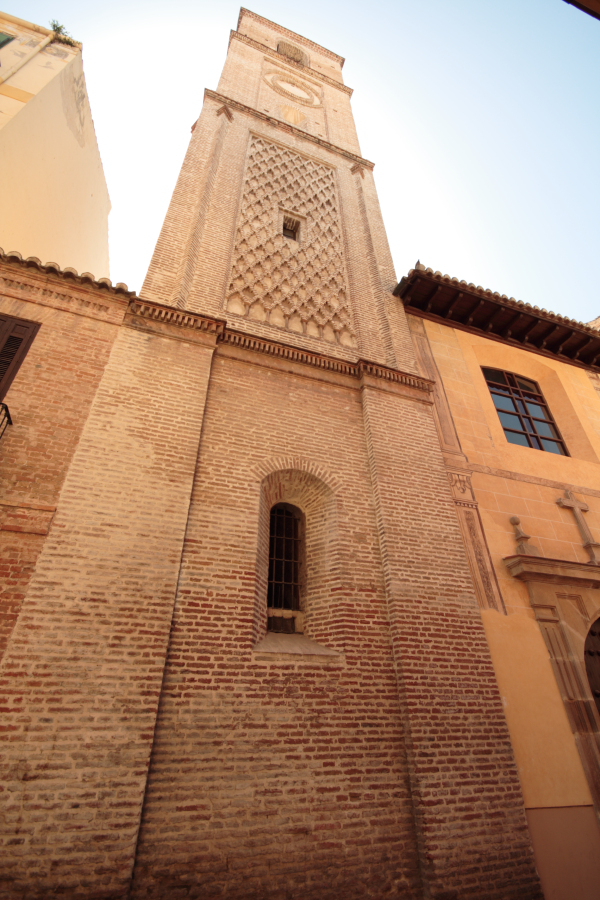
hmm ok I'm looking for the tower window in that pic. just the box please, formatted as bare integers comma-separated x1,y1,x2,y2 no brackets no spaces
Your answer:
282,215,300,241
268,503,303,633
482,367,568,455
277,41,308,66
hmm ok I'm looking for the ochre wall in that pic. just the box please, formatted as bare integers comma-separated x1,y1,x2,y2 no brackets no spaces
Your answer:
421,315,600,898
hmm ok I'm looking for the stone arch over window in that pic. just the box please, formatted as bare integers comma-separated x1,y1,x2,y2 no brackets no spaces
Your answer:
277,40,309,66
253,465,343,646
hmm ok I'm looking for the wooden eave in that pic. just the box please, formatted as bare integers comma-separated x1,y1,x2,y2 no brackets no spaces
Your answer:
563,0,600,22
394,267,600,373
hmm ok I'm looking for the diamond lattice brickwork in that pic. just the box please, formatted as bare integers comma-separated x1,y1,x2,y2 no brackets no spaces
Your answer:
226,137,356,347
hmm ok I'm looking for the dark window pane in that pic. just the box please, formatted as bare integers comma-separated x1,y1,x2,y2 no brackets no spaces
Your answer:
482,367,507,385
526,401,547,418
268,503,302,620
515,376,538,391
498,411,522,430
541,439,566,455
506,431,531,447
493,394,517,412
536,420,558,439
0,33,14,50
523,418,536,433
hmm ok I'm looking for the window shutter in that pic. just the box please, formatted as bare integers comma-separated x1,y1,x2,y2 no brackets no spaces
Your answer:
0,315,40,401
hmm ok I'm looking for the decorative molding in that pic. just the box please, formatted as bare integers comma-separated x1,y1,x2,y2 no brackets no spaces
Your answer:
128,300,226,336
447,471,474,500
509,516,541,557
220,329,433,392
229,31,353,95
557,592,590,622
216,105,234,121
469,461,600,501
222,328,358,376
463,509,503,612
263,69,322,107
350,163,365,178
504,554,600,588
204,90,375,170
357,360,433,392
236,10,345,65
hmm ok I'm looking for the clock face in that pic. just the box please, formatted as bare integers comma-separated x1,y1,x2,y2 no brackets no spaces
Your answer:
264,70,321,107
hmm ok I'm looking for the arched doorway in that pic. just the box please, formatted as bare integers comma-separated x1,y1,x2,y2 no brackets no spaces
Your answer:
584,616,600,715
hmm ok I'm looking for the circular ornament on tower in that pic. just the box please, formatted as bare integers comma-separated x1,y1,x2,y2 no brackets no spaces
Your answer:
264,70,321,107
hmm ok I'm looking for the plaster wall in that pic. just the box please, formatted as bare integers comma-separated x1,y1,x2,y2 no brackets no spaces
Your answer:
0,18,110,278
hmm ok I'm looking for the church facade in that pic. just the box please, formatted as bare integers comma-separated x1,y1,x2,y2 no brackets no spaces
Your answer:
1,9,599,900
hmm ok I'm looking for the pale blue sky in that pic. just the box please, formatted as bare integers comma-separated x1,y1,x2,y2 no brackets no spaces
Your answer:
10,1,600,322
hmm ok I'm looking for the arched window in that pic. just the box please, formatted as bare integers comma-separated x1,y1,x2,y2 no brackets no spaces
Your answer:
482,367,568,455
267,503,304,633
585,617,600,715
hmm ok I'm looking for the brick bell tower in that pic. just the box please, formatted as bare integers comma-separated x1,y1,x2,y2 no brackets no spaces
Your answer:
0,9,543,900
131,10,543,899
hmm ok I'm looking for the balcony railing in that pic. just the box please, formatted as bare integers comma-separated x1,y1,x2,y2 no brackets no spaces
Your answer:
0,403,12,441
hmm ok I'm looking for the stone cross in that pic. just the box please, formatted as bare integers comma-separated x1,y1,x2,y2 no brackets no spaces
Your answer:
556,489,600,565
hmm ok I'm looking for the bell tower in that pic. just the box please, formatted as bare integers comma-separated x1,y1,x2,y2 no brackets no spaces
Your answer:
0,9,545,900
142,8,415,369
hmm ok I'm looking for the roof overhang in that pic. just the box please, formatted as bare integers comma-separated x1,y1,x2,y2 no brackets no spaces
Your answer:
394,266,600,372
563,0,600,22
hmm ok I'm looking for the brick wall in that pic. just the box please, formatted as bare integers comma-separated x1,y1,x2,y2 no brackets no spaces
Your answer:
0,263,128,659
129,349,423,900
0,294,218,898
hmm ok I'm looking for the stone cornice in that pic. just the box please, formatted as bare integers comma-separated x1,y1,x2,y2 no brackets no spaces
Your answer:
504,554,600,587
229,31,353,95
237,9,345,65
204,90,374,170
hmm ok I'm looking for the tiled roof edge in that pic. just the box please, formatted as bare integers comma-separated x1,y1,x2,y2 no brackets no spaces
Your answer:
399,264,600,336
0,249,135,297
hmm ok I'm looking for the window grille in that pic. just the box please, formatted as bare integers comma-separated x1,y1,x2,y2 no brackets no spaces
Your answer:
282,215,300,241
482,367,568,455
268,503,302,633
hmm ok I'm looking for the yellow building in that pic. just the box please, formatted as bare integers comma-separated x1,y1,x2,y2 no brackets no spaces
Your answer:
398,266,600,899
0,12,110,278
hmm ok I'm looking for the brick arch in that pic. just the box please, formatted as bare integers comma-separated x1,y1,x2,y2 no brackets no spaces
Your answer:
252,464,344,647
253,455,343,495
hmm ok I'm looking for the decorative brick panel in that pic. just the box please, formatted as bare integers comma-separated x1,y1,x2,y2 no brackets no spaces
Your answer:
226,135,356,347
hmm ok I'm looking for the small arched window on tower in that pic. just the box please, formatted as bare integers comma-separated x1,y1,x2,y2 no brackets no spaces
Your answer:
267,503,304,633
585,617,600,716
277,41,308,67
